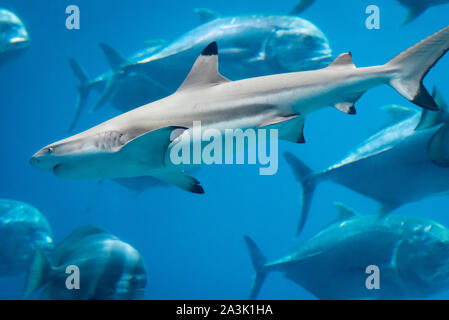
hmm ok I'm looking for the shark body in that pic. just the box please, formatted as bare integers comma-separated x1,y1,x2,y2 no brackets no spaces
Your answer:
31,26,449,194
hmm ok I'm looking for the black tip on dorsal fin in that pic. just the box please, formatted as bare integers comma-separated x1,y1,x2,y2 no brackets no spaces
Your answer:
329,52,355,68
202,41,218,56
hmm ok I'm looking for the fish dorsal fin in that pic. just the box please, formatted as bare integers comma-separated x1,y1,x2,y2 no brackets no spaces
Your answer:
194,8,220,23
328,53,355,68
416,87,449,130
99,43,127,70
177,42,230,92
428,124,449,167
334,202,357,221
381,104,417,123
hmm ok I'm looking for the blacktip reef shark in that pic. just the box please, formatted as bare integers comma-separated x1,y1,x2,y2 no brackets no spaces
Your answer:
68,11,332,131
30,25,449,193
245,203,449,300
290,0,449,25
285,88,449,236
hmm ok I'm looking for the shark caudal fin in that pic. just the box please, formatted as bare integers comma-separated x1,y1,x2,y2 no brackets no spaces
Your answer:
244,236,268,300
290,0,316,15
416,87,449,130
284,152,319,236
68,59,91,132
24,249,52,297
386,25,449,111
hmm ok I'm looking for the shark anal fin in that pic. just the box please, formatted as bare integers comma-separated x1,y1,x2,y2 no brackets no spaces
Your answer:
328,52,355,68
152,171,204,194
177,42,230,92
258,114,306,143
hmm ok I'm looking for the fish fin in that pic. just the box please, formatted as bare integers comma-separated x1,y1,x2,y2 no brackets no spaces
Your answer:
380,104,417,125
387,25,449,111
333,202,358,221
194,8,220,23
328,52,356,68
416,87,449,130
243,236,268,300
68,59,91,132
334,102,357,115
24,249,52,297
91,75,118,112
290,0,316,14
400,3,427,25
151,171,204,194
177,42,230,92
119,126,187,164
99,43,127,70
428,124,449,167
284,152,318,236
258,114,305,143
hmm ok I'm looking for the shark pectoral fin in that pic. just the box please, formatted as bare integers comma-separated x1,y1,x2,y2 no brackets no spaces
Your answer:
428,124,449,167
416,87,449,130
258,114,305,143
194,8,220,23
333,202,358,221
177,42,230,92
151,171,204,194
328,52,356,68
118,126,187,163
99,43,128,70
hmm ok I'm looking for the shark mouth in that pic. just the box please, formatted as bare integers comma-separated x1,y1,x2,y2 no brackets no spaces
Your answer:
52,163,62,173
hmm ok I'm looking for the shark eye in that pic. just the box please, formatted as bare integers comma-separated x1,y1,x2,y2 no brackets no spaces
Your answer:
47,147,54,153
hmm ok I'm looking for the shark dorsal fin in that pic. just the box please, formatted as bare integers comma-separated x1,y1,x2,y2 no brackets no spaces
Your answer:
328,53,355,68
99,43,127,70
177,42,230,92
334,202,357,221
194,8,220,23
416,87,449,130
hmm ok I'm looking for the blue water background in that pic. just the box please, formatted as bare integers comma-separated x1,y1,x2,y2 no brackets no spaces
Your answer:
0,0,448,299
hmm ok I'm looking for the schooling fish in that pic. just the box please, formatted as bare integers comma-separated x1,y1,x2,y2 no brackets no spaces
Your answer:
0,199,53,277
68,12,332,131
30,25,449,193
0,9,29,63
24,226,147,300
285,88,449,235
245,203,449,300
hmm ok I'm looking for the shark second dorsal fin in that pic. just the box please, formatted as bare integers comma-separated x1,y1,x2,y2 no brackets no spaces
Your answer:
334,202,357,221
328,53,355,68
177,42,230,92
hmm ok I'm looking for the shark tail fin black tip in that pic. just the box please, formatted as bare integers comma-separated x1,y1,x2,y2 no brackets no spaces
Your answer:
68,58,91,132
284,152,318,237
387,25,449,111
243,236,268,300
24,249,51,298
416,87,449,130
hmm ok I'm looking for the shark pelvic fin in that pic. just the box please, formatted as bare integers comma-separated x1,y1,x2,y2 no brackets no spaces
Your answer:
416,87,449,130
428,124,449,167
334,202,357,221
328,52,355,68
177,42,230,92
258,114,305,143
151,171,204,194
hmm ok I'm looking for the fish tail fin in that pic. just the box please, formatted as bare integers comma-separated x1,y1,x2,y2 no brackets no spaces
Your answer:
24,249,52,297
68,58,91,132
284,152,318,236
386,25,449,111
416,87,449,130
243,236,268,300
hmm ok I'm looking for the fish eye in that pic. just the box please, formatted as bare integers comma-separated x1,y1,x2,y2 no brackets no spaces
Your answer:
47,147,54,153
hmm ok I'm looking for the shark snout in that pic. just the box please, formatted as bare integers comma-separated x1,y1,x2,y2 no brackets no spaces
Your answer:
29,147,59,172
